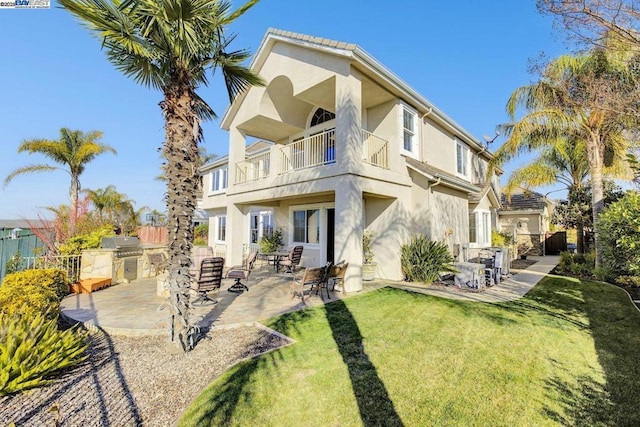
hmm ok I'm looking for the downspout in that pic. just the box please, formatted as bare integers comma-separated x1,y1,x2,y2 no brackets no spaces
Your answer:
428,177,442,190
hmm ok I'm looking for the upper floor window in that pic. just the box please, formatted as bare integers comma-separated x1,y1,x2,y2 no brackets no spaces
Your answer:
400,104,418,156
210,167,228,193
456,140,469,177
310,108,335,127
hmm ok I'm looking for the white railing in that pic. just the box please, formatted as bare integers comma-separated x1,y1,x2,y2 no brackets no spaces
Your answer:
280,128,336,174
362,130,389,169
21,255,82,282
235,152,271,184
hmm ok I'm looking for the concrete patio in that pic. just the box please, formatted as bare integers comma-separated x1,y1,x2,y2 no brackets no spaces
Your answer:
61,256,559,336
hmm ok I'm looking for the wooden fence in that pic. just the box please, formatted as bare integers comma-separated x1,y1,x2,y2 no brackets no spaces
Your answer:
137,226,167,244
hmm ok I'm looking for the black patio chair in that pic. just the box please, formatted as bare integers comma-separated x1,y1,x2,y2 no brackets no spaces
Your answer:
191,257,224,306
277,245,304,273
226,251,258,293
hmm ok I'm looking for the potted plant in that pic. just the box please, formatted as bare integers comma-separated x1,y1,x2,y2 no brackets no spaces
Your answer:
362,231,377,281
259,229,283,254
517,240,532,260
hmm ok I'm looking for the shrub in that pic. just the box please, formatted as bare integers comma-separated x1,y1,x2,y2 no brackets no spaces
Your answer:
0,310,87,396
401,235,455,283
616,276,640,288
194,223,209,246
58,225,115,255
596,191,640,276
5,250,24,275
491,230,513,247
557,251,596,278
363,231,375,264
593,266,614,283
0,269,70,319
259,229,283,254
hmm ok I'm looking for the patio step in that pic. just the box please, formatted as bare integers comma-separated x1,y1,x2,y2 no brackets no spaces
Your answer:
71,278,112,294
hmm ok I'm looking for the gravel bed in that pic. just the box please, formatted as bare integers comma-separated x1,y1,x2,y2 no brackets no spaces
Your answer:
1,325,290,426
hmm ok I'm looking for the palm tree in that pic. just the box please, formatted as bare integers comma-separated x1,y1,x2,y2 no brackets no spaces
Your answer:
59,0,263,351
84,185,144,234
502,137,590,252
493,48,638,266
4,128,117,236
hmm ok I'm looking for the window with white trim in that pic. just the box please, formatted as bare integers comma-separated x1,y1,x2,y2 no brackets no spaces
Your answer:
400,104,418,156
293,209,320,244
210,167,228,193
215,215,227,242
456,140,469,177
250,210,274,244
469,210,491,246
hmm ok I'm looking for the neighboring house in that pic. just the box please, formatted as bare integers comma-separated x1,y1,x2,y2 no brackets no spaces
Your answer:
200,29,501,292
497,190,553,256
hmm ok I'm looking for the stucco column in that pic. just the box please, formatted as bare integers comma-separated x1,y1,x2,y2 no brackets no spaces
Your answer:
226,203,245,266
334,178,363,292
335,71,363,175
227,127,246,188
226,127,246,266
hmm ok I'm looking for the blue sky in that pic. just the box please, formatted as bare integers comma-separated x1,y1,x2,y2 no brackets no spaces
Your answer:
0,0,567,219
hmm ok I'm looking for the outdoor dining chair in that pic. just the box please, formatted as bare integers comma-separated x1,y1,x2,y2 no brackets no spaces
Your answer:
277,245,304,273
191,257,224,306
225,251,258,293
291,266,325,304
327,260,349,294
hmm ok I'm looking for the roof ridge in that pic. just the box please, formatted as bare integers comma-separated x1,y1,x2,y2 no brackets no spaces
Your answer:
266,28,357,51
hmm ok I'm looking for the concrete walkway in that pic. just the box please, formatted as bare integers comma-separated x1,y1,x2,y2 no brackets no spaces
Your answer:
61,256,558,336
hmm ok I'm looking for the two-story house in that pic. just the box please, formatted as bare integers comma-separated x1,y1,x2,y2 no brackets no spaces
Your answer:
200,29,501,292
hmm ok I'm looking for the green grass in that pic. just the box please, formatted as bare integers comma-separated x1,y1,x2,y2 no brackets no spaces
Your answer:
179,275,640,426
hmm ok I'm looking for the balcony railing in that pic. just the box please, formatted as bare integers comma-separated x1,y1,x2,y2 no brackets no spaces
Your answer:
233,128,389,180
362,130,389,169
281,128,336,174
236,152,271,184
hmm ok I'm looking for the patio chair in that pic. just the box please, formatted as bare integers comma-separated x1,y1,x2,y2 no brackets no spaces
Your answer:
191,257,224,306
147,252,168,277
189,246,214,277
277,245,304,273
327,260,349,294
291,266,325,304
225,251,258,293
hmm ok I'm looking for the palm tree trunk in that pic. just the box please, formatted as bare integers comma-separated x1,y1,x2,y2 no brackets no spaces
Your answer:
162,77,200,352
69,176,79,236
589,136,605,268
576,219,585,254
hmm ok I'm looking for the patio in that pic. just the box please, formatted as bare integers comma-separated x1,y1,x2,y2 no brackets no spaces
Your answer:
61,265,388,336
61,256,559,336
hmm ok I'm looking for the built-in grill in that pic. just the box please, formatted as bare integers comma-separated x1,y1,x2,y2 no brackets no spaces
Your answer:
101,236,143,282
101,236,143,258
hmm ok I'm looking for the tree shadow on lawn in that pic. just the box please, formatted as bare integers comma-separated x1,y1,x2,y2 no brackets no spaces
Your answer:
181,309,312,427
522,275,640,424
323,299,404,427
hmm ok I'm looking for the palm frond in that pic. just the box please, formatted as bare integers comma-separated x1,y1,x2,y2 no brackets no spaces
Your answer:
4,164,59,187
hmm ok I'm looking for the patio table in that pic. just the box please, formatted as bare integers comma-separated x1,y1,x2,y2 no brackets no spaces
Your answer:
258,251,290,271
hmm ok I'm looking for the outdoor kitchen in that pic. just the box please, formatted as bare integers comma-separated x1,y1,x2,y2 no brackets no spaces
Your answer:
79,236,167,285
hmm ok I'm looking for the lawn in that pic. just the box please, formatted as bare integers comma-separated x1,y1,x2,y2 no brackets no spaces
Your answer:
179,275,640,426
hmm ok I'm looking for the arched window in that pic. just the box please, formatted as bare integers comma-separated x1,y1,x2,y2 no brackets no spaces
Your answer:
310,108,335,127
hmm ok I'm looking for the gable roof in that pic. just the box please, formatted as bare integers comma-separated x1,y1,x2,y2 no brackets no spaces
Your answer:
222,28,494,160
499,192,547,212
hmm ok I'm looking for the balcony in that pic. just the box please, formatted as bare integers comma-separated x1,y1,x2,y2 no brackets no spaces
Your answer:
234,128,389,185
235,152,270,185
